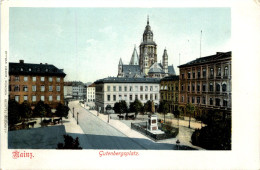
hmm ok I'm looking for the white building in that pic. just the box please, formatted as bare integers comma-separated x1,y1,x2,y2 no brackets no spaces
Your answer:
86,83,95,102
95,77,160,113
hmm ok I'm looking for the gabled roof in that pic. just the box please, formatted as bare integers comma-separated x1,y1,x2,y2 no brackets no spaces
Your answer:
9,61,66,77
168,65,176,75
129,47,139,65
148,62,164,74
122,65,144,78
178,51,231,68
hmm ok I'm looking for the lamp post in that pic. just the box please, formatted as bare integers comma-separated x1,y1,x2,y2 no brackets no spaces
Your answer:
176,139,180,150
77,112,79,125
73,107,74,118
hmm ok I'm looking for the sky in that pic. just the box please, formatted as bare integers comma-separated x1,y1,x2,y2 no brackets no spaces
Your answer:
9,8,231,83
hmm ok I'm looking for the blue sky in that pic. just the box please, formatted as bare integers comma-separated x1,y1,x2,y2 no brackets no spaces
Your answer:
10,8,231,83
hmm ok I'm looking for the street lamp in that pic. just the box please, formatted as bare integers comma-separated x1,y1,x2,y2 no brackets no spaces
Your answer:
73,107,75,118
76,111,79,124
176,139,180,150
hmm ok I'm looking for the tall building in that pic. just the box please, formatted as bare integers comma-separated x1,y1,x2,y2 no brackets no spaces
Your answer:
178,51,232,117
9,60,66,108
94,77,160,113
86,83,95,102
117,17,176,78
160,75,179,113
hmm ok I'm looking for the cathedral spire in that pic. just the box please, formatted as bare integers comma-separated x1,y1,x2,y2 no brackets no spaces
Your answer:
147,15,149,25
130,46,139,65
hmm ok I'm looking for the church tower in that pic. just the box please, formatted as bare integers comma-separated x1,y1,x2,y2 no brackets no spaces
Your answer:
162,48,168,74
118,58,123,77
139,16,157,75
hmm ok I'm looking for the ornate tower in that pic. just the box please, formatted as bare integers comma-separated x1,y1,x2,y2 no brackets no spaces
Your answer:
139,16,157,75
118,58,123,77
162,48,168,74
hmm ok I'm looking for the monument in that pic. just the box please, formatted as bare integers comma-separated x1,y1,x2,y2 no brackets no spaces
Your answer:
148,114,159,131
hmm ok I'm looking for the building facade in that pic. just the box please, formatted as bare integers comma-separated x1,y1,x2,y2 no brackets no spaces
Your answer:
86,83,95,102
117,17,176,78
178,52,232,117
160,75,179,113
94,77,160,113
9,60,66,108
64,81,86,100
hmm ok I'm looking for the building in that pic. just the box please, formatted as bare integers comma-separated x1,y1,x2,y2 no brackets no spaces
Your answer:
9,60,66,108
178,51,232,117
117,17,176,78
94,77,160,113
160,75,179,113
64,82,73,100
64,81,86,100
86,83,95,102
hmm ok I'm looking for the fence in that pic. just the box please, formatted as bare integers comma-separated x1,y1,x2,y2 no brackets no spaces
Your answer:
131,122,179,141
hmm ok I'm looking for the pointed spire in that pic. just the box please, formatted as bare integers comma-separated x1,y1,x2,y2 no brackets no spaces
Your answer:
147,15,149,25
119,58,123,65
129,46,139,65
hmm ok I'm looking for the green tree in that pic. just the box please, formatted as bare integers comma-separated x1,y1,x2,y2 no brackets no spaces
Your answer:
158,100,169,123
186,103,195,128
55,103,69,121
20,101,32,122
113,100,128,115
143,100,152,114
57,135,82,149
8,99,22,126
129,99,143,118
33,101,46,123
44,103,52,118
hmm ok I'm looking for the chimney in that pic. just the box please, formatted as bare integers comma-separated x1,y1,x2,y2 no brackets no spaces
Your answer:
40,63,42,65
19,60,24,64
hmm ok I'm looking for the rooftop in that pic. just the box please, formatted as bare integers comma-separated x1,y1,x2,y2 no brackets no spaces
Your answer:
160,75,179,82
95,77,160,84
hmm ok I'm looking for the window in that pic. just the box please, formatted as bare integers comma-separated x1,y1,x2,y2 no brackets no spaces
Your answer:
223,99,228,107
15,96,19,102
140,86,143,91
130,95,133,101
49,77,52,82
187,96,190,103
124,95,127,100
9,85,12,91
188,72,191,79
23,95,28,101
48,96,52,101
135,95,138,99
40,85,45,92
107,95,110,101
203,68,206,78
57,77,60,82
181,96,184,102
203,84,206,92
41,77,45,81
216,98,220,106
217,67,221,76
124,86,127,91
23,85,28,92
21,68,23,71
181,73,184,79
57,95,60,101
164,85,167,90
29,68,32,71
145,86,148,91
155,94,158,100
209,83,213,92
113,95,116,101
130,86,133,91
49,86,53,92
198,70,201,78
32,96,36,102
119,95,122,100
56,86,60,92
216,84,220,92
113,86,116,91
140,95,143,100
150,86,153,91
41,96,45,101
222,84,227,92
210,98,213,105
197,83,200,92
150,94,153,100
192,72,195,79
135,86,138,91
14,85,20,92
107,86,110,91
119,86,122,91
15,76,19,82
188,84,190,92
24,76,28,82
203,97,206,104
210,68,214,78
175,85,178,91
192,97,195,103
197,97,200,104
145,94,148,100
224,66,228,76
32,85,36,92
32,77,36,82
46,68,48,72
192,84,195,92
181,84,184,91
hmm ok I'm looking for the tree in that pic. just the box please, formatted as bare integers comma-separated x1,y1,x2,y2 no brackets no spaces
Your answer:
55,103,69,121
8,99,22,126
113,100,128,115
186,103,195,128
44,103,52,118
158,100,169,123
33,101,46,123
143,100,152,114
129,99,143,118
57,135,82,149
20,101,32,122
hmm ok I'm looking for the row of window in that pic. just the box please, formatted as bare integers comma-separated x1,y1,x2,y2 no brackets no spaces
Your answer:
160,85,178,91
181,96,228,107
161,94,178,102
12,76,61,82
181,83,227,92
10,85,61,92
12,67,57,73
181,66,229,79
14,95,61,102
107,85,159,92
107,94,158,102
